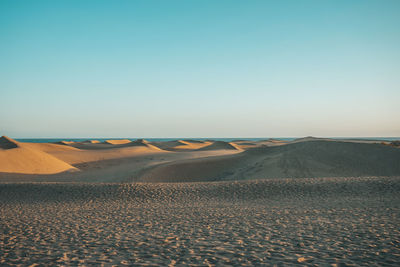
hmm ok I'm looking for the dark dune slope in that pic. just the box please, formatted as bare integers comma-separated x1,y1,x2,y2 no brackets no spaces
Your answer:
0,136,19,149
139,140,400,182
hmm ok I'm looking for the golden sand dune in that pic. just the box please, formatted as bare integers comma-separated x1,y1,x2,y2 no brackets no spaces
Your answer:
104,139,132,145
0,136,78,174
0,149,240,182
47,144,165,165
25,142,81,153
0,137,240,179
1,137,399,181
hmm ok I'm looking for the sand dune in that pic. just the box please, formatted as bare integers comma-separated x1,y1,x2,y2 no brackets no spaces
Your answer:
150,140,191,150
25,142,81,153
82,140,100,144
231,140,260,149
130,139,163,150
56,140,76,145
69,142,118,150
0,136,78,174
182,139,206,143
293,136,327,142
46,144,165,165
70,139,161,151
0,136,18,149
1,137,399,181
139,140,400,182
104,139,132,145
1,137,399,265
0,138,239,179
197,141,241,151
151,140,212,151
140,154,241,182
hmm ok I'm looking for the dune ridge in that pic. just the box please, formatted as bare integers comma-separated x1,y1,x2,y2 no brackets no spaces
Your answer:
139,140,400,182
104,139,132,145
56,141,76,146
1,137,400,181
82,140,100,144
0,136,78,174
0,136,19,149
196,141,241,151
151,140,212,151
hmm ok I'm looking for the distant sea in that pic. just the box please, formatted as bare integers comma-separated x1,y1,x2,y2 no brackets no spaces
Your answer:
15,137,400,143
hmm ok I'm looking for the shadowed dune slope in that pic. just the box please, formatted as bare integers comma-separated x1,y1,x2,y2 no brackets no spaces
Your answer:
140,140,400,182
56,141,76,145
182,139,205,143
0,136,19,149
196,141,241,151
151,140,211,151
82,140,100,144
151,140,187,150
0,136,78,174
67,139,159,150
129,139,163,150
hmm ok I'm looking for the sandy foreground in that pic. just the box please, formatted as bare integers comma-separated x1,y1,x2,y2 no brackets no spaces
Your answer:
1,177,400,266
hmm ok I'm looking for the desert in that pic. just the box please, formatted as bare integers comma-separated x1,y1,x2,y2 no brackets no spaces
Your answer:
1,136,400,265
2,0,400,265
2,136,400,182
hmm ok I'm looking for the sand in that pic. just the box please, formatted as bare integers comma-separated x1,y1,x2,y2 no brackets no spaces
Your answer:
151,140,213,151
82,140,100,144
1,136,400,265
1,136,400,182
0,137,77,174
196,141,242,151
1,177,399,265
139,140,400,182
104,139,132,145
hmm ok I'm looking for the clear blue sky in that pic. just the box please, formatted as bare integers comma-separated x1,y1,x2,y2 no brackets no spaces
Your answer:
1,0,399,138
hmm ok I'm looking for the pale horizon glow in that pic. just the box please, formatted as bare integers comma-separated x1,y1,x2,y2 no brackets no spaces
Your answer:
1,0,399,138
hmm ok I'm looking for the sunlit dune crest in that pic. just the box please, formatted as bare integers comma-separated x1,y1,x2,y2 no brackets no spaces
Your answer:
104,139,132,145
0,136,78,174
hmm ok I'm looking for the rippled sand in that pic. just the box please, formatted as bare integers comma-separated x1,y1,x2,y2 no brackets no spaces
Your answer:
1,177,400,266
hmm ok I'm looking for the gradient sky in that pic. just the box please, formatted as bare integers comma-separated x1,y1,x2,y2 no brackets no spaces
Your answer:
1,0,399,138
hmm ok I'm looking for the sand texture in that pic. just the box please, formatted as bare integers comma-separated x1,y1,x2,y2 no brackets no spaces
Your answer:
1,177,399,266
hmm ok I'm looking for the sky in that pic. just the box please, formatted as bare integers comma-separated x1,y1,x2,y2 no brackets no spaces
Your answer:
1,0,399,138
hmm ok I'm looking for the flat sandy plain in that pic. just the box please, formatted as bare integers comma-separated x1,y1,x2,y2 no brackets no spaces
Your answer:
1,137,400,265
